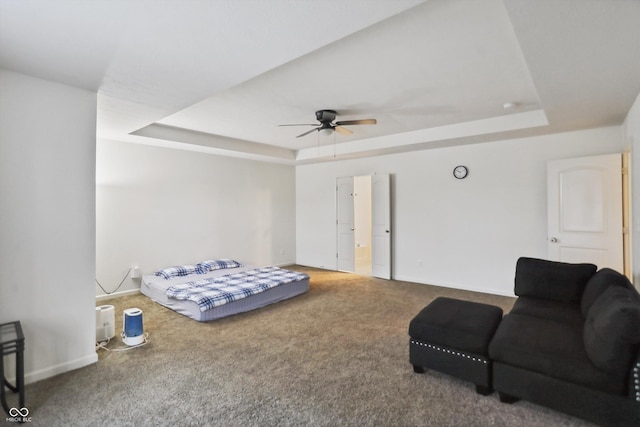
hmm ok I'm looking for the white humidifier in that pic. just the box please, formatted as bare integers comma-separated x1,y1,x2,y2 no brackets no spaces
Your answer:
122,308,144,346
95,305,115,342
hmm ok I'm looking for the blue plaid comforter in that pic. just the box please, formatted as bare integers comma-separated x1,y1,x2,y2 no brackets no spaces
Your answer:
165,267,309,312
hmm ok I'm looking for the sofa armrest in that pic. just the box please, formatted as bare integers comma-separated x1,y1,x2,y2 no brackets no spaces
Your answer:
514,257,596,303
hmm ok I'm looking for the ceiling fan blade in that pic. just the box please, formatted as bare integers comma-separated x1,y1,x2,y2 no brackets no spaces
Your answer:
278,124,318,127
335,119,377,126
334,126,353,136
296,128,319,138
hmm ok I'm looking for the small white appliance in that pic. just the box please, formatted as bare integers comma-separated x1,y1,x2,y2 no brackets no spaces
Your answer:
122,308,144,346
95,305,115,342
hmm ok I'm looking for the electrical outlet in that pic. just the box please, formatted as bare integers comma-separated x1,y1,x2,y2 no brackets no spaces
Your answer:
131,266,140,279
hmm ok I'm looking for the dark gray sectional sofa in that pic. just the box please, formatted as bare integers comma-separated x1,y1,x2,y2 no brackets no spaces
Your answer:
488,257,640,426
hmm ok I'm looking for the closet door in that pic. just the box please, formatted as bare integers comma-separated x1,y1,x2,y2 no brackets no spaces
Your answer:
547,153,623,271
372,173,391,279
336,177,355,272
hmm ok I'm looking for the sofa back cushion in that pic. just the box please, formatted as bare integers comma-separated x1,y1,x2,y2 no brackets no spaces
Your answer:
581,268,634,317
583,286,640,374
514,257,596,303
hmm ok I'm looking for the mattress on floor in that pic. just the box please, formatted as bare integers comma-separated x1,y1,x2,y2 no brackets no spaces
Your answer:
140,265,309,321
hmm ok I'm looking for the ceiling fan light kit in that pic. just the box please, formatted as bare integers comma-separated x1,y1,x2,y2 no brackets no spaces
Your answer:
279,109,377,138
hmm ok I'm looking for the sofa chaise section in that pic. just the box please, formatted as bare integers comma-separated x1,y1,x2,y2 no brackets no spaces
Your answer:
488,257,640,426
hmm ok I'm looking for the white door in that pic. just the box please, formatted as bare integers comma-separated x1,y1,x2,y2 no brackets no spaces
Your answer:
372,173,391,279
547,154,623,271
336,177,355,272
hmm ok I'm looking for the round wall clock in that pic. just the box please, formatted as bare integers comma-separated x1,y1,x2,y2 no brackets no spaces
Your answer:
453,165,468,179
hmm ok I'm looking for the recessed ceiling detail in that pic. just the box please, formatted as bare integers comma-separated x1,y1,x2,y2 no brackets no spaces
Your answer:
2,0,639,164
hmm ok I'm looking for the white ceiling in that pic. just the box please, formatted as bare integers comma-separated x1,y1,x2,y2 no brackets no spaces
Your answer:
1,0,640,164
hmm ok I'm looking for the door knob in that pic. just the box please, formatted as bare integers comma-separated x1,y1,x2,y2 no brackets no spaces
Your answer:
550,237,558,243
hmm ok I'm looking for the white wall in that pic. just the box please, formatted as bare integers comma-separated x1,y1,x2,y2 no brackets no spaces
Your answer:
624,91,640,285
0,70,98,382
296,126,623,296
96,139,296,297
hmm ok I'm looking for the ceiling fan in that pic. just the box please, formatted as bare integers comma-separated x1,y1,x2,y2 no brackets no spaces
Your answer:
279,110,377,138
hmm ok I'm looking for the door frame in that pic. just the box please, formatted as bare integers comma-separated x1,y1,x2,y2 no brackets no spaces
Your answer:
623,149,632,280
335,173,391,279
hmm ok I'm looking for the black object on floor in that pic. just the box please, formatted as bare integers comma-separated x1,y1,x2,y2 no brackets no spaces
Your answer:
409,297,503,395
1,321,25,419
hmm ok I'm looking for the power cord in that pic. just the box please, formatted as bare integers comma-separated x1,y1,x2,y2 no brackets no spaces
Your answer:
95,333,149,359
96,267,134,295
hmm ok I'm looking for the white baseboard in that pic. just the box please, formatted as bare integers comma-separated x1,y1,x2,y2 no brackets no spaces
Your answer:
24,353,98,385
96,288,140,302
392,274,515,298
274,261,298,268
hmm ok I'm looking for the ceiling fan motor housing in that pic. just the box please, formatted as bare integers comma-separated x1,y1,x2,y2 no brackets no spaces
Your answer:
282,109,375,138
316,109,336,123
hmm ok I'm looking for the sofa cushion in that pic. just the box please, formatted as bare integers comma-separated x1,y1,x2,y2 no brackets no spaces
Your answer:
489,313,626,394
510,297,583,327
583,286,640,375
581,268,635,317
514,257,596,303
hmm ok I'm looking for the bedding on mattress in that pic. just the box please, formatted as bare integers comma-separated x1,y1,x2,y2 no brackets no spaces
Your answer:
140,264,309,322
165,266,309,312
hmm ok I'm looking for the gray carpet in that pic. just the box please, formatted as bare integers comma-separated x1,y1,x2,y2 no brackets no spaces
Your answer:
11,267,593,426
